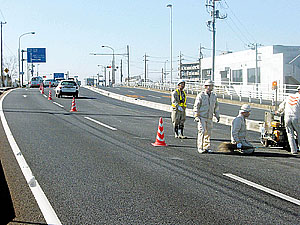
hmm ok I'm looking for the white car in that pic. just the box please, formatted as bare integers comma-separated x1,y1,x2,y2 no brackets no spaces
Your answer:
29,76,43,88
55,80,79,98
44,79,59,87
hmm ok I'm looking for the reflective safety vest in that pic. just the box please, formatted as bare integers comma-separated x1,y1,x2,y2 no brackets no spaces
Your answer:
172,89,187,108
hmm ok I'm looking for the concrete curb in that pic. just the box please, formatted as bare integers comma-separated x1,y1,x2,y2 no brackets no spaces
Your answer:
85,86,262,133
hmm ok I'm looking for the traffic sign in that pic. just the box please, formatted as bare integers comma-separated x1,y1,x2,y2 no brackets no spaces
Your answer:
27,48,46,63
4,68,9,73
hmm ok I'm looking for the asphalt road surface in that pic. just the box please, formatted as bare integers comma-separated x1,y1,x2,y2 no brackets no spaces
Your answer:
1,87,299,224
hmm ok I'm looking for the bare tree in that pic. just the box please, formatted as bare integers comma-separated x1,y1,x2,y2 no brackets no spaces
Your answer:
3,56,17,86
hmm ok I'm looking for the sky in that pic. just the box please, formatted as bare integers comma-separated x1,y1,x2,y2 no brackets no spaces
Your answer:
1,0,300,83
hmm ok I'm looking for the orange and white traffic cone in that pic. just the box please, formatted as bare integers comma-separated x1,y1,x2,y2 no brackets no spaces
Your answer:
48,89,52,100
41,84,44,94
151,117,167,146
70,97,77,112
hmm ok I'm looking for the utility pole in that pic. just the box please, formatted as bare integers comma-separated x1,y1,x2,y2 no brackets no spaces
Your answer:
199,44,204,82
248,43,262,97
179,52,182,79
120,59,123,83
1,21,7,87
161,68,164,83
206,0,226,81
127,45,130,84
143,53,148,85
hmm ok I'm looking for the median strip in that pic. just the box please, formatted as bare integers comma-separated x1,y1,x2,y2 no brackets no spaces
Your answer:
223,173,300,206
84,116,117,131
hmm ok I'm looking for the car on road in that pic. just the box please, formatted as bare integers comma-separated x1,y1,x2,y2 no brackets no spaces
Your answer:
55,80,79,98
44,79,59,87
28,76,43,88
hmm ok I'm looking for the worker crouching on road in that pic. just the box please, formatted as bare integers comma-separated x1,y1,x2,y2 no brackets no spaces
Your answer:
276,86,300,155
171,79,187,139
231,104,255,155
193,80,220,153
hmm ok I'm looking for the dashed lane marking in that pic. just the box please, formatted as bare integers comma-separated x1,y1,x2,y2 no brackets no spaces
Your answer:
223,173,300,206
0,90,62,224
23,95,27,98
84,116,117,131
43,94,47,98
53,102,64,108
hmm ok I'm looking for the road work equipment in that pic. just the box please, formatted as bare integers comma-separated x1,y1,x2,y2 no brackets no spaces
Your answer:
218,142,261,154
70,97,77,112
260,111,293,151
152,117,167,146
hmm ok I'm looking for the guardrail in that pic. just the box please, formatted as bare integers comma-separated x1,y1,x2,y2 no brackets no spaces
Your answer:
118,81,300,106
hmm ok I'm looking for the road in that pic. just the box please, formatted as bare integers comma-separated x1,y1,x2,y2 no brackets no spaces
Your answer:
1,87,299,224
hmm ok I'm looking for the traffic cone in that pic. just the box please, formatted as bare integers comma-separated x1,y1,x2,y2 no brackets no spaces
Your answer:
70,97,77,112
48,89,52,100
41,85,44,94
151,117,167,146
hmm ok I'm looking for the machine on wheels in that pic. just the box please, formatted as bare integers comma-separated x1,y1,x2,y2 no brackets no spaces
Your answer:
260,111,292,151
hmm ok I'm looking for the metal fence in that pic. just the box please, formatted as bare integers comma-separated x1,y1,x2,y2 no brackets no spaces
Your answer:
119,80,300,106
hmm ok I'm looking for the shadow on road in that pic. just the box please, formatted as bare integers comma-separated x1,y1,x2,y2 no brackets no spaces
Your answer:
0,160,15,224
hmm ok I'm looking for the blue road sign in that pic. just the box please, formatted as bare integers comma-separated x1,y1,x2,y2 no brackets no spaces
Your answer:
54,73,65,79
27,48,46,63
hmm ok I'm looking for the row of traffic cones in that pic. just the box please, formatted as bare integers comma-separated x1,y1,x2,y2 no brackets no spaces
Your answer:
40,83,77,112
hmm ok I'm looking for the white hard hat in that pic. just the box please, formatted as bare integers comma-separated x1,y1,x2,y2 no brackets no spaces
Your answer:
297,86,300,90
204,80,214,86
177,79,185,85
240,104,251,113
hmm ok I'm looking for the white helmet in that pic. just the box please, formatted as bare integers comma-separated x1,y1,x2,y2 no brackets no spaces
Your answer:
177,79,185,85
297,86,300,90
240,104,251,113
204,80,214,86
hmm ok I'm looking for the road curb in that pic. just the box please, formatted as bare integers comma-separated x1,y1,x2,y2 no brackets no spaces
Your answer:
85,86,262,133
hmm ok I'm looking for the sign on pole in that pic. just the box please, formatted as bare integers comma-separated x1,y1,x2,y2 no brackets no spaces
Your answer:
53,73,65,79
27,48,46,63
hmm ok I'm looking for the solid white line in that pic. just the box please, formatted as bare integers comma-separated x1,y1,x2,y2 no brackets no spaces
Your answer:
53,102,64,108
0,90,62,224
148,95,161,99
84,116,117,131
223,173,300,206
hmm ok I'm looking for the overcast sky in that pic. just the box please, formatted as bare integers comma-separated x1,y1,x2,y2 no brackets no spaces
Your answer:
1,0,300,82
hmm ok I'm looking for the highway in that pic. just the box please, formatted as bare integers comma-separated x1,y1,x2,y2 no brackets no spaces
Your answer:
1,87,300,224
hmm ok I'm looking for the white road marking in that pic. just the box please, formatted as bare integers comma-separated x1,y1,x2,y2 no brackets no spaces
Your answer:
223,173,300,206
0,91,62,224
148,95,161,99
84,116,117,131
129,90,135,93
53,102,64,108
23,95,27,98
43,94,47,98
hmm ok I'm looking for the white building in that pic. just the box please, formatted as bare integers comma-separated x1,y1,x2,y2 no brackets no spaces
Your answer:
181,45,300,99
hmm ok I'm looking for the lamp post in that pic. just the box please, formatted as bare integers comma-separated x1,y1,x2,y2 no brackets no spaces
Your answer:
101,45,115,86
18,31,35,87
167,4,173,83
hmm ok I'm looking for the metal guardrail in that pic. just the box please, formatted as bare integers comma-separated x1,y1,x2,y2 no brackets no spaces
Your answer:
118,80,300,106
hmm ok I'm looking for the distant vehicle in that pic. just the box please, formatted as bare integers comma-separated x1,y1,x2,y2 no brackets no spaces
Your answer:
44,79,59,87
29,76,43,88
55,80,79,98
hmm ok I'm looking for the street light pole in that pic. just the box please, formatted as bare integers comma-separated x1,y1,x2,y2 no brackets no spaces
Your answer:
18,31,35,87
102,45,115,86
167,4,173,83
1,21,7,87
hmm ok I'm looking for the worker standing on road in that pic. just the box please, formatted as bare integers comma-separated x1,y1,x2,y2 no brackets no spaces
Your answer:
276,86,300,155
193,80,220,153
171,79,187,139
231,104,255,154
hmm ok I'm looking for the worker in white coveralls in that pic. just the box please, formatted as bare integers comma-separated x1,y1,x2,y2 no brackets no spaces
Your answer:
231,104,255,154
193,80,220,153
171,79,187,139
276,86,300,155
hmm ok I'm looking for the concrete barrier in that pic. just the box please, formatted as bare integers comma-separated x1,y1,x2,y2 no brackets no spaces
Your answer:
86,86,262,133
